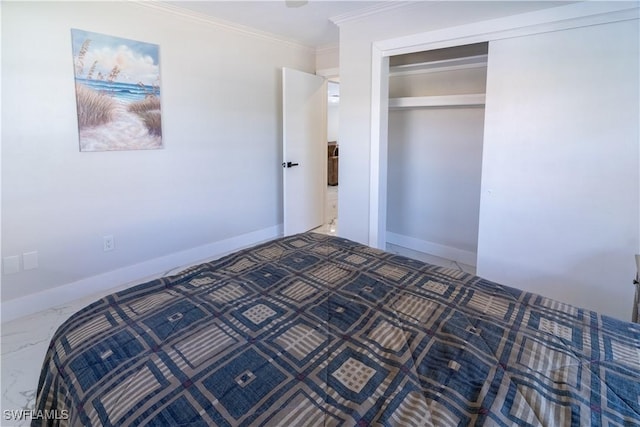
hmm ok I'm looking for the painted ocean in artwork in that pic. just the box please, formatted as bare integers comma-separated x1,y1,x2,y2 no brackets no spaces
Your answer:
71,29,162,151
75,78,158,103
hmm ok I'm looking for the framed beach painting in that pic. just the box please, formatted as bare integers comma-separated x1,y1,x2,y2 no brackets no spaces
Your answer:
71,29,162,151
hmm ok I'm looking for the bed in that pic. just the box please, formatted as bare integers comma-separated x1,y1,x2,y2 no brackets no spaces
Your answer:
33,233,640,426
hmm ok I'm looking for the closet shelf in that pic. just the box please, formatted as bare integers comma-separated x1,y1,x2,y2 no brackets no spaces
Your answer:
389,54,488,76
389,93,485,109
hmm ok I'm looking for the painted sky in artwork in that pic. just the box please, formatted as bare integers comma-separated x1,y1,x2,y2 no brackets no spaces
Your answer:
71,29,160,86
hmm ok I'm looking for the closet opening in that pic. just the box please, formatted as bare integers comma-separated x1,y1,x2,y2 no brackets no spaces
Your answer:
384,42,488,274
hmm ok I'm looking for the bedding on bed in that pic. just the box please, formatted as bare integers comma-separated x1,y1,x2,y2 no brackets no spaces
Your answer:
33,233,640,426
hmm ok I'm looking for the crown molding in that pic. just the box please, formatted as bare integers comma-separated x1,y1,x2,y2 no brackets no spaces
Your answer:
330,1,415,26
316,67,340,79
316,43,339,55
129,0,314,53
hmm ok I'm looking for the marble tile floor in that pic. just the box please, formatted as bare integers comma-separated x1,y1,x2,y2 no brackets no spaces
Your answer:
1,184,473,425
386,242,477,275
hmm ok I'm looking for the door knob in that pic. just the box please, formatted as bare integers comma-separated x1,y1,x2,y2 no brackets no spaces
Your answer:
283,161,300,168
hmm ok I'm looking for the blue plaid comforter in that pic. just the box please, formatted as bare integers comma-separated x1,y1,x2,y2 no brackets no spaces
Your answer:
33,233,640,426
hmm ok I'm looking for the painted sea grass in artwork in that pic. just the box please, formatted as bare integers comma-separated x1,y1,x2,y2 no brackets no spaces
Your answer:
127,96,160,113
128,97,162,136
137,111,162,137
75,83,117,129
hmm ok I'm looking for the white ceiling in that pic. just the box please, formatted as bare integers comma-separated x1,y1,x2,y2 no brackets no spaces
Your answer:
163,1,387,48
162,1,577,49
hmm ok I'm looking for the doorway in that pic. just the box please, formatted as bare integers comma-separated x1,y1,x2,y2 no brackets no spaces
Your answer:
313,80,340,235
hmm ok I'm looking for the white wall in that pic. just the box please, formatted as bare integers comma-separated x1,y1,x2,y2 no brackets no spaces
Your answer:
327,80,340,143
477,19,639,318
1,2,314,314
387,107,484,257
327,103,339,143
337,2,639,320
316,45,339,76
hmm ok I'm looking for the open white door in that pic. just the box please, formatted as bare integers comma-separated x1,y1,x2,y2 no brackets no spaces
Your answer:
282,68,326,236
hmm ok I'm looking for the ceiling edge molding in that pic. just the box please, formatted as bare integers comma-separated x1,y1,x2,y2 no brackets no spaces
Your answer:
330,1,415,26
129,1,315,53
316,43,339,55
316,67,340,79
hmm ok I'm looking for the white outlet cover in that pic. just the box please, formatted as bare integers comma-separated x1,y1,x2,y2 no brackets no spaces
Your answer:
23,251,39,270
3,256,20,274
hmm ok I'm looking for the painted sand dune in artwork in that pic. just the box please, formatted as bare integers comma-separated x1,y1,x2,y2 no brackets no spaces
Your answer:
76,84,161,151
79,103,162,152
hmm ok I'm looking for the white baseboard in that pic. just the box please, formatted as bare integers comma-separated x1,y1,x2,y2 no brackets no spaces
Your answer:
385,232,477,267
1,225,282,323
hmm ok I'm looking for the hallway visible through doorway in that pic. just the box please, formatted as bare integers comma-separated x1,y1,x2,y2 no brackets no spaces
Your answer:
313,185,338,235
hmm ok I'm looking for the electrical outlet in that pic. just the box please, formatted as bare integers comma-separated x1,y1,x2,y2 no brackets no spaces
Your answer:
103,235,115,252
3,256,20,274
